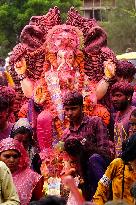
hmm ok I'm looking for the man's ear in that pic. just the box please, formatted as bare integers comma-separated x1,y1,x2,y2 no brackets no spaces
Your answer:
127,95,132,101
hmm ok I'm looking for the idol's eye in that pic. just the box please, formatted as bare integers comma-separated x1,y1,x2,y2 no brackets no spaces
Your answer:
58,55,62,59
68,55,73,59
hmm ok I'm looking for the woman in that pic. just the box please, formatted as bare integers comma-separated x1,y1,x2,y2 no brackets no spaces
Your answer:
93,133,136,205
0,137,43,205
10,118,41,173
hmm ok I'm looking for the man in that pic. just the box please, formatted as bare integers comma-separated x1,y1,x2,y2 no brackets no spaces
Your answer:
128,109,136,137
0,86,15,140
97,60,136,109
62,91,111,200
96,60,136,142
0,161,20,204
111,81,135,157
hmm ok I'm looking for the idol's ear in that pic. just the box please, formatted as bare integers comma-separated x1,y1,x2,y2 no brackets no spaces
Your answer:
66,7,97,38
67,8,107,53
84,26,107,53
29,6,61,37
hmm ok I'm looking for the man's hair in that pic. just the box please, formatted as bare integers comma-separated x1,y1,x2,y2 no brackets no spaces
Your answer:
63,90,83,106
121,133,136,162
126,48,133,53
130,182,136,199
130,109,136,118
0,86,15,112
116,60,136,79
105,200,129,205
0,71,8,86
0,96,10,111
111,82,134,97
30,195,66,205
64,137,83,157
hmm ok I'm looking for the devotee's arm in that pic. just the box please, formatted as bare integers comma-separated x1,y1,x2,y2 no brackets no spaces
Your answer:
0,162,20,205
96,60,116,100
96,78,110,100
62,175,85,205
31,176,44,201
93,159,118,205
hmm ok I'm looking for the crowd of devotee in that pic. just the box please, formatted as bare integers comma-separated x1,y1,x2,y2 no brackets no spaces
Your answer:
1,6,136,205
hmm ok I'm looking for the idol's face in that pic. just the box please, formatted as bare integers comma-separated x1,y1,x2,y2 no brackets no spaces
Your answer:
57,50,75,71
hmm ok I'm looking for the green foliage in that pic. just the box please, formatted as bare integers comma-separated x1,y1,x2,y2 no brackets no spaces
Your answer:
101,0,136,54
0,0,81,58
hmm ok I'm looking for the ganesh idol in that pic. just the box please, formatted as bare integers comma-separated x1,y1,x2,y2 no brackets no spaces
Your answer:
14,25,97,149
9,7,116,151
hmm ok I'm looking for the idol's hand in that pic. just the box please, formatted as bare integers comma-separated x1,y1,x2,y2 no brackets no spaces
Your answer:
104,60,116,79
33,85,46,105
14,58,27,75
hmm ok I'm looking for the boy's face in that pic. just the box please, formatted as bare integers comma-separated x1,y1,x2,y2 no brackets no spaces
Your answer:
64,105,82,122
129,115,136,136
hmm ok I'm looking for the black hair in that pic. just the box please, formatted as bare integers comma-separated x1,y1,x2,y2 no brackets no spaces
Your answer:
0,72,8,86
10,126,34,151
10,127,33,142
0,86,15,113
130,182,136,199
111,82,134,97
116,60,136,79
0,96,9,111
63,90,83,106
130,109,136,118
121,133,136,163
30,195,66,205
64,136,90,199
64,137,83,157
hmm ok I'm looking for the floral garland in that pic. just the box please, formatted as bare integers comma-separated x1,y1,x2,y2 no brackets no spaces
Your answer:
44,50,86,138
40,145,71,196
